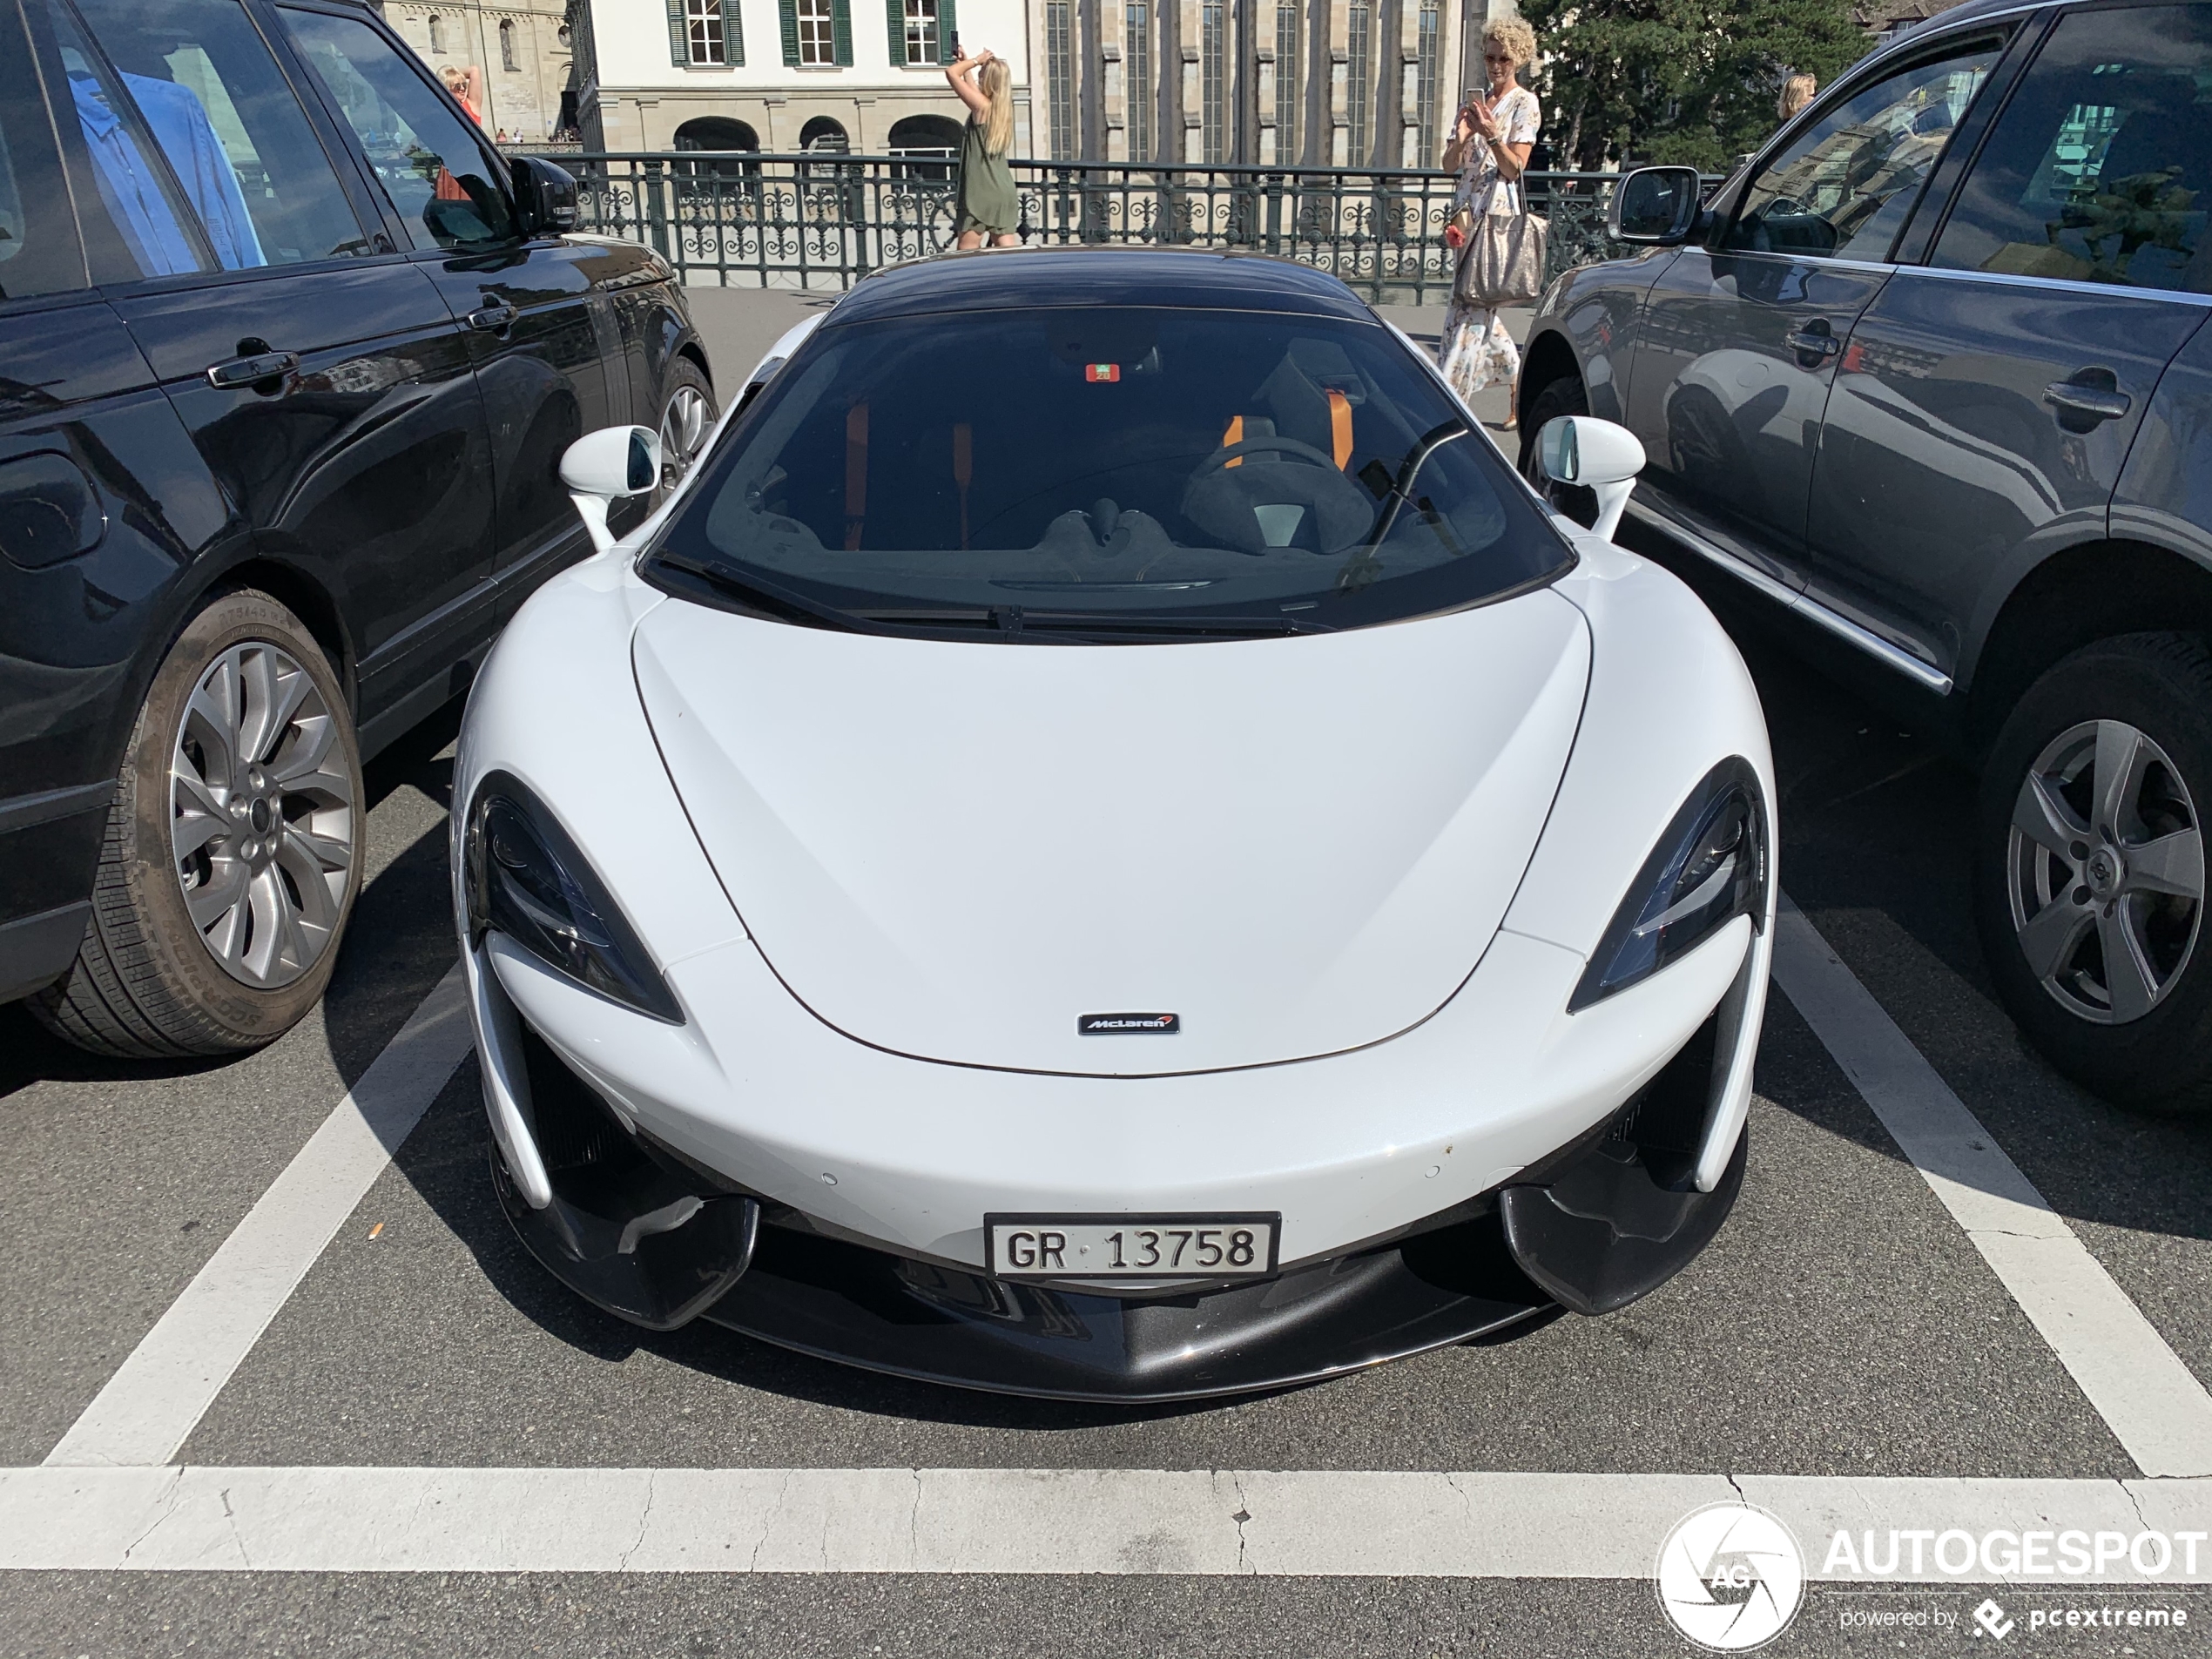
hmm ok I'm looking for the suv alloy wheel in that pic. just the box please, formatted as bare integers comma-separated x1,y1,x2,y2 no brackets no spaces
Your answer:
31,590,362,1058
1975,633,2212,1114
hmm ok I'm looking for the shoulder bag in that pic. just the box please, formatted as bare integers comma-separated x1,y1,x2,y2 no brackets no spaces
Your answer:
1454,176,1548,309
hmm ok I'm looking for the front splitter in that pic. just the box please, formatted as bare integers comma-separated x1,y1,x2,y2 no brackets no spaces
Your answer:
703,1215,1555,1403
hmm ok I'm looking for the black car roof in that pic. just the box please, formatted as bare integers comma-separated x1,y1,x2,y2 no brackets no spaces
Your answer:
822,246,1379,327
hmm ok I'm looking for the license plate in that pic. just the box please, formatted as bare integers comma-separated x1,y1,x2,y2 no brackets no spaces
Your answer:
984,1213,1280,1280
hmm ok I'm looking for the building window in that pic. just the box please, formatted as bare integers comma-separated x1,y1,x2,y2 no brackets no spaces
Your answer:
499,17,518,71
1345,0,1370,162
902,0,938,64
797,0,834,64
427,13,445,54
1415,0,1439,164
1045,1,1074,160
1273,0,1298,162
1201,0,1225,163
1125,2,1151,162
686,0,727,64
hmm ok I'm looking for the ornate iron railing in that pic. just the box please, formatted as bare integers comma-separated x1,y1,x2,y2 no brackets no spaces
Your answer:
505,147,1655,302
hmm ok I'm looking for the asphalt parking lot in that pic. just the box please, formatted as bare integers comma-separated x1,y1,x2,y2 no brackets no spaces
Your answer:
1,291,2209,1657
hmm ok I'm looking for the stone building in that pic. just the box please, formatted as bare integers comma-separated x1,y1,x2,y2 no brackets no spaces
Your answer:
381,1,579,139
567,0,1514,163
1024,0,1517,168
567,0,1037,156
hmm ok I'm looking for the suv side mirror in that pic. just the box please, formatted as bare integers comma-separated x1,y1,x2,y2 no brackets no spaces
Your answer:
1609,166,1703,246
512,156,580,236
562,425,659,554
1536,415,1645,541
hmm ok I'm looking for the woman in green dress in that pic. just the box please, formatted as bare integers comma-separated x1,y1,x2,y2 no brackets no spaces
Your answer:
946,48,1018,249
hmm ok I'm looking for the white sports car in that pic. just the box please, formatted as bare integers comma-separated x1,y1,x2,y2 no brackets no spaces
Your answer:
452,247,1775,1400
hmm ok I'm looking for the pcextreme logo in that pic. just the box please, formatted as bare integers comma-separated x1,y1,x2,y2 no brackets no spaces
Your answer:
1656,1501,1807,1652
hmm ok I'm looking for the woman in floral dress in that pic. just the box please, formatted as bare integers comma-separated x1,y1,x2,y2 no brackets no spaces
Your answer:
1438,17,1541,420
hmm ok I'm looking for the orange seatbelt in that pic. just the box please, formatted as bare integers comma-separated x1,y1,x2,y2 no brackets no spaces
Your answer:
1222,414,1244,468
1327,389,1353,469
844,401,868,550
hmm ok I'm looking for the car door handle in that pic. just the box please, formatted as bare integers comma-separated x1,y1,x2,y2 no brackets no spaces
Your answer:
1784,325,1842,361
204,349,298,388
2044,374,2131,428
468,303,516,333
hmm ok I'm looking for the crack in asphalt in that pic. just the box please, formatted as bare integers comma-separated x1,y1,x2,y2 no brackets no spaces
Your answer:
618,1471,657,1570
907,1468,924,1570
746,1469,792,1573
1724,1471,1749,1503
218,1485,251,1569
1225,1471,1252,1575
118,1467,185,1564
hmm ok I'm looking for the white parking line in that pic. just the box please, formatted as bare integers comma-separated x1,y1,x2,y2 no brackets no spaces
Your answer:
1,1465,2206,1577
42,965,474,1469
1771,898,2212,1479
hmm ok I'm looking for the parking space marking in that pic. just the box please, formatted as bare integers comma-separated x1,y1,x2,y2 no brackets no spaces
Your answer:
42,966,473,1470
1772,898,2212,1479
0,1466,2206,1576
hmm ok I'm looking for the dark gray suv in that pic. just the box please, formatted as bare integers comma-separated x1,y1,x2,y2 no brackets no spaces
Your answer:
1521,0,2212,1112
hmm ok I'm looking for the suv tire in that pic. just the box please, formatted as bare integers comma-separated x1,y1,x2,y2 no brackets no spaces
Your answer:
31,590,362,1058
1516,375,1598,528
656,359,717,497
1973,632,2212,1114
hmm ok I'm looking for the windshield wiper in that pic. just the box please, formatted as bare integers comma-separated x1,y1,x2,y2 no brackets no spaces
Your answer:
847,605,1332,639
647,552,871,633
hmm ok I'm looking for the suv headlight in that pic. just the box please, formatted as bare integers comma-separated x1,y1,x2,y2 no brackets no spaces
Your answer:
463,772,683,1023
1569,758,1767,1011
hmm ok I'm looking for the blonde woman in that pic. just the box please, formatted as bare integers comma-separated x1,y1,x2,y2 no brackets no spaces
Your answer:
1438,17,1540,418
1778,72,1817,121
438,64,485,128
947,48,1019,249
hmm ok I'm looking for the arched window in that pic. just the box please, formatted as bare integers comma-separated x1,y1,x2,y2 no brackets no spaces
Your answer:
499,18,517,71
799,116,849,152
428,14,445,54
673,118,760,188
887,113,963,180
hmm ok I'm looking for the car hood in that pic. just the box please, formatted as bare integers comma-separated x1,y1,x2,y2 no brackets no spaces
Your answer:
631,590,1591,1075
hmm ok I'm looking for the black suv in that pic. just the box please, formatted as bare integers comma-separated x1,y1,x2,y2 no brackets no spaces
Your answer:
1521,0,2212,1114
0,0,711,1055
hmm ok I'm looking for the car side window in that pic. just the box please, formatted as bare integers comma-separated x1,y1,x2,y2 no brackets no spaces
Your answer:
68,0,373,268
0,6,95,297
277,8,516,250
1930,5,2212,294
1726,40,2003,262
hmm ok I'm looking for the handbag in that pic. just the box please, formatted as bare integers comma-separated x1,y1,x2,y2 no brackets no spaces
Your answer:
1454,179,1548,308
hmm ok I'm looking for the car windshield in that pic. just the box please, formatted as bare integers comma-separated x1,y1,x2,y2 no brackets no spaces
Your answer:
644,304,1572,637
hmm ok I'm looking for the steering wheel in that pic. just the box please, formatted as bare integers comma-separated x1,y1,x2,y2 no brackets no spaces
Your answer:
1192,435,1343,478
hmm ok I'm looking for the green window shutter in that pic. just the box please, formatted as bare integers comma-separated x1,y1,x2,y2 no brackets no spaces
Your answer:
832,0,853,65
779,0,799,65
936,0,956,65
887,0,906,66
722,0,744,64
667,0,688,64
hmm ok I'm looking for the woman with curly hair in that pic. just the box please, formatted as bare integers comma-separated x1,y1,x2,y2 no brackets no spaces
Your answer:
1438,17,1540,420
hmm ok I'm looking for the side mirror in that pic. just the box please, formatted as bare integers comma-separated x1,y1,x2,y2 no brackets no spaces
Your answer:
1536,415,1645,541
1609,165,1703,246
561,425,660,554
511,155,580,236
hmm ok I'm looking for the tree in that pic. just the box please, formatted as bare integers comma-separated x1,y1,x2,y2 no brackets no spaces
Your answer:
1519,0,1869,173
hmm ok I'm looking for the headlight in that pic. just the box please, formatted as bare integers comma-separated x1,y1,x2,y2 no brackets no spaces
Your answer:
464,772,683,1023
1568,757,1767,1011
